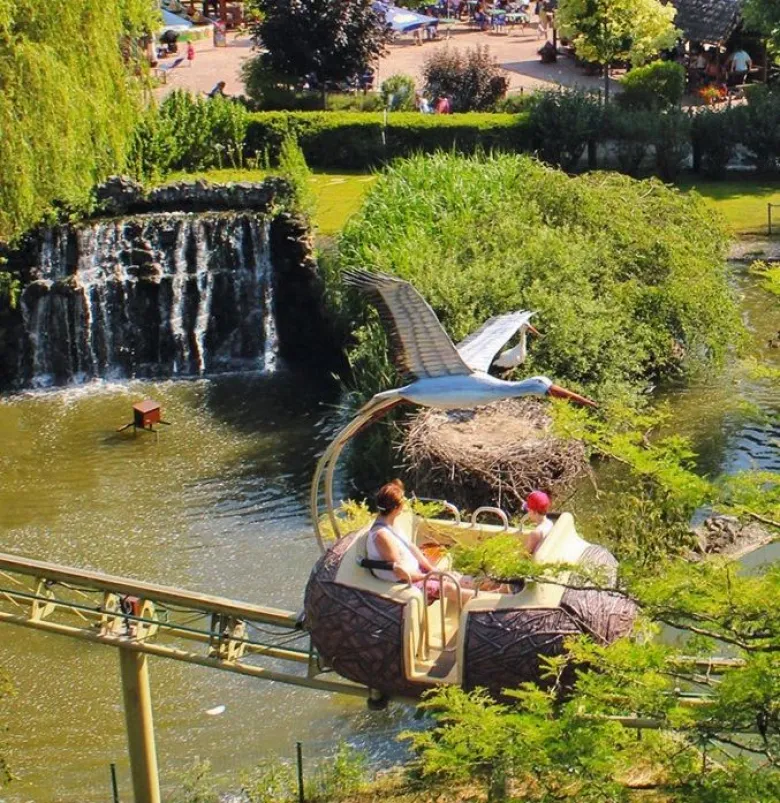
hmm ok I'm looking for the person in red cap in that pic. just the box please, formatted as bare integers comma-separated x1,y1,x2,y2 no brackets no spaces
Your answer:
522,490,553,554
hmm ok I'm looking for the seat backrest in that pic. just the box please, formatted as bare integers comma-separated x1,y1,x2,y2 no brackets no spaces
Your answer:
533,512,589,565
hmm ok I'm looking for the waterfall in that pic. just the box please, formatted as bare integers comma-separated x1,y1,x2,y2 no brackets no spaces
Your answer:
16,212,279,387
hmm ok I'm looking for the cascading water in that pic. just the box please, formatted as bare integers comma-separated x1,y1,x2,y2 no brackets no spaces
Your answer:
17,212,279,387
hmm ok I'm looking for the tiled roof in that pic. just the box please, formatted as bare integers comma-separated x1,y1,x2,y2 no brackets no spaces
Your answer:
671,0,742,43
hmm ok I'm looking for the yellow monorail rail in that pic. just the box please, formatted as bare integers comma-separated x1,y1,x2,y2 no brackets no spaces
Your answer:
0,550,369,803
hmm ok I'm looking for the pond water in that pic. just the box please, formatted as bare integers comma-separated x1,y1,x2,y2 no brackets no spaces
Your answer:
0,270,777,802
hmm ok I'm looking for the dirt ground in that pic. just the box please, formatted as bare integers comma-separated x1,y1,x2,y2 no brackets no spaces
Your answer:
154,22,607,102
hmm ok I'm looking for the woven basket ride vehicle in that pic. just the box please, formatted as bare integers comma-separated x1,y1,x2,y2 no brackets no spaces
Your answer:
303,270,637,702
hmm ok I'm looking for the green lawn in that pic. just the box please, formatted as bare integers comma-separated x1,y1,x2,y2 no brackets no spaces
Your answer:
163,168,376,235
677,178,780,235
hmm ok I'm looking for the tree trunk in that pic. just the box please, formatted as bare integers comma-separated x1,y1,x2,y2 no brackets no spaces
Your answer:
321,87,327,110
604,63,610,105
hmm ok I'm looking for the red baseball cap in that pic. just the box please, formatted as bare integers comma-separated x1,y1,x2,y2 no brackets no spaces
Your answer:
523,490,550,514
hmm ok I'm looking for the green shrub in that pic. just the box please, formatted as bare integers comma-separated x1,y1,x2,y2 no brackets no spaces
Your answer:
380,74,417,111
527,89,603,170
129,90,249,179
604,107,657,176
653,108,691,181
422,45,509,112
334,152,741,404
739,85,780,172
243,111,531,169
691,107,738,178
618,60,686,111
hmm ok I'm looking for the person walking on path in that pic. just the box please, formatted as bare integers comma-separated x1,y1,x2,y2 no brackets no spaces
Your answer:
186,41,195,67
536,1,549,40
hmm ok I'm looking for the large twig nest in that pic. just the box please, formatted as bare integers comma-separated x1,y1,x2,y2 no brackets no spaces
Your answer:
401,398,589,514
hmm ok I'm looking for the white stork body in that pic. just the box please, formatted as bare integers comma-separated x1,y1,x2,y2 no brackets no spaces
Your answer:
343,269,596,411
492,319,537,369
378,373,556,410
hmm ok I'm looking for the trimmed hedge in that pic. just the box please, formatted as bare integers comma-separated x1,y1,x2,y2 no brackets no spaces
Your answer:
244,111,532,169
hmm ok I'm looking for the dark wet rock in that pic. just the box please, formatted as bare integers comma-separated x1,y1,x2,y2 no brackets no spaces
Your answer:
95,176,145,216
691,514,773,559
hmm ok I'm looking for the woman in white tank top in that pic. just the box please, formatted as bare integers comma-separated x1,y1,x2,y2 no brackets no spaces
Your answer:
369,480,475,603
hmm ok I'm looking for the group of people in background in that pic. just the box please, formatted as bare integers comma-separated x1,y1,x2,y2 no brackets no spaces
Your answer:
415,91,452,113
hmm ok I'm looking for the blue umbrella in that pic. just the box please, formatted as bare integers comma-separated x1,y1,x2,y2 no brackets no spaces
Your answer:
374,2,438,32
159,9,194,32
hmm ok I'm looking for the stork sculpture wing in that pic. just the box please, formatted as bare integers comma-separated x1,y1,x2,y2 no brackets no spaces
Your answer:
456,310,536,374
343,269,472,381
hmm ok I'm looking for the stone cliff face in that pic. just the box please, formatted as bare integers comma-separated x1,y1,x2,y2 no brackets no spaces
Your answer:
0,178,345,389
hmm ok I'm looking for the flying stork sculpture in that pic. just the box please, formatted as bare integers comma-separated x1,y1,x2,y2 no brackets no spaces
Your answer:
311,270,596,548
343,269,596,419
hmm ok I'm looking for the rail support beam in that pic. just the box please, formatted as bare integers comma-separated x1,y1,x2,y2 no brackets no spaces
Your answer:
119,648,161,803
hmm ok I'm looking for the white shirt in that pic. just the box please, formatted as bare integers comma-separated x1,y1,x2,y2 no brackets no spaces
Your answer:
531,516,554,551
367,522,419,582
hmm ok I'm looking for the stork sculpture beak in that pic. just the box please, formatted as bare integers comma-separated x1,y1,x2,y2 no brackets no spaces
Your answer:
547,384,598,408
527,324,541,337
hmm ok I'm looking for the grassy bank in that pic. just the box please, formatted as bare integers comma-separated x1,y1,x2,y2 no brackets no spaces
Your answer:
678,178,780,234
163,168,377,235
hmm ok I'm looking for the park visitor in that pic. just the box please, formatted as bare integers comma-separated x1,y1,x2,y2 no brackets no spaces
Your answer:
207,80,227,99
366,480,476,604
186,41,195,66
522,490,554,554
727,46,752,84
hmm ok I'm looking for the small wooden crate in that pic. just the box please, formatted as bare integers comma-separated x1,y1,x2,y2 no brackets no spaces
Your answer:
133,401,161,430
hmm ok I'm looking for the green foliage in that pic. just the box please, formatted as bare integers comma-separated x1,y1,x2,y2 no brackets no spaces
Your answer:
749,260,780,297
738,86,780,172
652,108,691,182
0,271,19,309
618,60,686,111
404,684,634,801
244,111,530,169
169,759,219,803
605,107,656,176
422,45,509,112
129,91,249,180
277,135,316,221
307,741,367,801
249,0,390,90
0,0,157,242
380,74,417,111
743,0,780,52
318,498,374,541
691,108,738,178
557,0,679,71
334,153,741,406
406,552,780,800
241,759,297,803
527,89,603,169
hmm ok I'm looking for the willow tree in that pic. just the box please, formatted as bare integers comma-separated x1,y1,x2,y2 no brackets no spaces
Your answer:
556,0,679,103
0,0,157,243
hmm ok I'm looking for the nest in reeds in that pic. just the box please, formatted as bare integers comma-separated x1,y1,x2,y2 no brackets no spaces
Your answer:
402,398,589,514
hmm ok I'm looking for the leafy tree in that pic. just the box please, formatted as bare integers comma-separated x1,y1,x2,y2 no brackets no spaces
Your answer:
246,0,391,106
556,0,679,103
743,0,780,52
422,45,509,112
0,0,157,242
